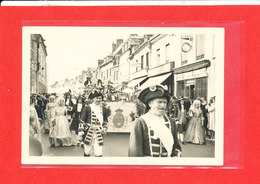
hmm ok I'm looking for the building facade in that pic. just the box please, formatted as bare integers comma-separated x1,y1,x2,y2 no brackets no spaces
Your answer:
95,33,217,102
96,35,145,90
173,34,216,101
139,34,177,95
30,34,48,94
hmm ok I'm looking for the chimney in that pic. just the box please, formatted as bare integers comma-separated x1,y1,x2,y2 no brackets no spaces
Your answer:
112,42,116,52
116,39,123,48
98,60,104,66
130,34,138,37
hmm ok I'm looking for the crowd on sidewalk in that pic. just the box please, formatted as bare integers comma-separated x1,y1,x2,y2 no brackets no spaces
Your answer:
167,96,216,145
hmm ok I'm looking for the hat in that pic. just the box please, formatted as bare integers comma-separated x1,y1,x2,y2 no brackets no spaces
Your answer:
88,90,103,100
138,85,171,105
115,108,123,113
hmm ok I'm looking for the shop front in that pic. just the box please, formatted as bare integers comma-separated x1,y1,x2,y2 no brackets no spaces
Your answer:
176,77,207,101
174,60,210,101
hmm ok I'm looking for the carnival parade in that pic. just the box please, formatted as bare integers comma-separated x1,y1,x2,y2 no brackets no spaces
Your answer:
29,32,216,157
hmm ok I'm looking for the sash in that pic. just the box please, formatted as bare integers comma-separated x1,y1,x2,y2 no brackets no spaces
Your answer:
142,112,173,157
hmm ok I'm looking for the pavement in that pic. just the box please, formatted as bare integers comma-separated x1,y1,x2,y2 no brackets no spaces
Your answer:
40,130,215,157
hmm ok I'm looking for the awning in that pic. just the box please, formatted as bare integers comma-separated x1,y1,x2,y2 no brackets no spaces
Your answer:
139,73,172,90
127,76,147,88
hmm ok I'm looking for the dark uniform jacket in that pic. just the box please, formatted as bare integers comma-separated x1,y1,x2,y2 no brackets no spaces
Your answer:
129,115,181,157
80,104,109,146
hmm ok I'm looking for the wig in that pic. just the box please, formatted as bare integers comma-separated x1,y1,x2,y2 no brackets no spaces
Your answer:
56,96,65,106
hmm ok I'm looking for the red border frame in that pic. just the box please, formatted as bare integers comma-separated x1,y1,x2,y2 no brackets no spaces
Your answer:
0,5,255,184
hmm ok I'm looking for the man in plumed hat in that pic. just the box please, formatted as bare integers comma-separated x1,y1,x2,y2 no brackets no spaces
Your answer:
80,90,109,157
129,85,182,157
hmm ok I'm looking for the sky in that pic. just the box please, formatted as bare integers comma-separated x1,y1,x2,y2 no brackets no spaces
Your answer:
25,26,222,87
33,27,131,85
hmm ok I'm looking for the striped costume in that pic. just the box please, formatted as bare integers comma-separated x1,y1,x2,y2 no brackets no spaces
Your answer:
80,103,109,156
129,113,181,157
84,110,105,146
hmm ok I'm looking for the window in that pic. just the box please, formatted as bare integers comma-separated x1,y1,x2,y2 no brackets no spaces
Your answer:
136,60,138,72
146,52,149,68
177,81,185,97
116,71,118,80
165,43,170,62
213,34,216,57
141,55,144,70
196,34,205,60
156,49,160,65
181,35,193,65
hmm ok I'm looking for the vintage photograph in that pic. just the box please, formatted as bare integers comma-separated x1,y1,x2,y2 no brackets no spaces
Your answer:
22,26,224,165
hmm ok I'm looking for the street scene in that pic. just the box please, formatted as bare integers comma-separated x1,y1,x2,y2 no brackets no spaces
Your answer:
28,28,220,160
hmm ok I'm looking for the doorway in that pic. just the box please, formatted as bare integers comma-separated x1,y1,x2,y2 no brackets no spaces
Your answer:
185,85,195,100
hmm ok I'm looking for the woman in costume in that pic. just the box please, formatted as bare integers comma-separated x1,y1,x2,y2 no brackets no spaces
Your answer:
129,85,181,157
207,97,216,140
30,96,41,142
30,96,43,156
49,97,72,147
44,95,56,134
184,99,206,145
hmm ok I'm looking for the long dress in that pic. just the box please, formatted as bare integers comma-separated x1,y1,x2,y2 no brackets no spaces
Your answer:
30,105,41,142
184,108,205,144
49,106,72,147
208,104,215,131
44,102,56,133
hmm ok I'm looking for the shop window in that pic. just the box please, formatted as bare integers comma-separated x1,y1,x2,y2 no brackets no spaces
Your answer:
195,77,207,100
177,81,185,98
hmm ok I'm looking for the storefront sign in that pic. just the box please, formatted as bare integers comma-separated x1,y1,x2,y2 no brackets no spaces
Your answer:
176,68,208,81
186,80,195,84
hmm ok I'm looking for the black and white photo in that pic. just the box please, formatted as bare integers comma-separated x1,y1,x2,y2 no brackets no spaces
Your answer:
22,26,224,165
